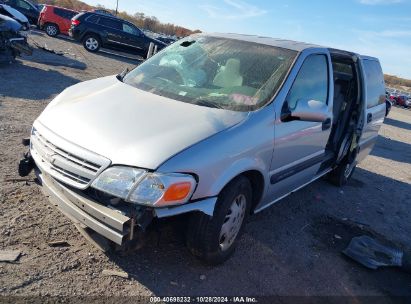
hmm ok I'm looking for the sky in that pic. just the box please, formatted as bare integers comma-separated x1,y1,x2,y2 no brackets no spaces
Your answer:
83,0,411,79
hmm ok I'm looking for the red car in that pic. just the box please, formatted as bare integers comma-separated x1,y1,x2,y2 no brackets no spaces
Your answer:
38,5,78,37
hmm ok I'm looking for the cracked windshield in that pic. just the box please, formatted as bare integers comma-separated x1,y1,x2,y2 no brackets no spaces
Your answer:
123,36,297,111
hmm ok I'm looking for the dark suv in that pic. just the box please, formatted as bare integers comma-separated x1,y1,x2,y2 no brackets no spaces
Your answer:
69,12,166,56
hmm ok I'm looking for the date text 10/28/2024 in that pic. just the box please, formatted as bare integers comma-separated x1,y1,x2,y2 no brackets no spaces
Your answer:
149,296,258,303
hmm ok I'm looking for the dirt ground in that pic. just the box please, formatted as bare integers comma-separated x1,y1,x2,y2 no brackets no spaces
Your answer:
0,30,411,300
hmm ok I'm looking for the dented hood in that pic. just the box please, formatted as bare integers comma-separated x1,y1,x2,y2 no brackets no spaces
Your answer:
37,76,247,169
0,4,29,24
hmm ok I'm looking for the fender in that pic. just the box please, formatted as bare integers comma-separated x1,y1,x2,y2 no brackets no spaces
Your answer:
207,158,267,199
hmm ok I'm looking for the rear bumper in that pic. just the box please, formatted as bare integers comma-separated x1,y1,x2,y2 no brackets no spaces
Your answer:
68,28,81,40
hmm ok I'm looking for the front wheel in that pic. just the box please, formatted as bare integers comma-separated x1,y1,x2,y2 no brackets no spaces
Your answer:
186,176,252,265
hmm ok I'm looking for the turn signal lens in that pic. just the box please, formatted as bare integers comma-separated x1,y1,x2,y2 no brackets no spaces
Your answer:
128,173,196,207
163,182,192,201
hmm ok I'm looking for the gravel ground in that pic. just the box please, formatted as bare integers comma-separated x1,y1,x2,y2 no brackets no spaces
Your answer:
0,31,411,300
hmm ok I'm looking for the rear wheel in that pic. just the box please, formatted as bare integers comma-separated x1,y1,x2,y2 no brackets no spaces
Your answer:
83,34,101,52
45,23,59,37
327,156,356,186
186,176,252,265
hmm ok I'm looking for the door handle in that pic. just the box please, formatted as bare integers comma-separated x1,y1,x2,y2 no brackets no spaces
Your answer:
322,118,332,131
367,113,373,123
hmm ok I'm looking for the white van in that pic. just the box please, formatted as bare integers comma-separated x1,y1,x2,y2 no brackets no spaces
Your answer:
22,33,386,264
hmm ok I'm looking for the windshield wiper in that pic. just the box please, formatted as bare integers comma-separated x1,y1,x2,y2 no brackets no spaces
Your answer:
193,99,223,109
116,68,129,82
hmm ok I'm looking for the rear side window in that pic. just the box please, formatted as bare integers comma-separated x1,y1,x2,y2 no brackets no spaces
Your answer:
123,23,141,35
85,14,99,24
54,8,77,19
98,17,122,30
287,54,329,109
363,60,385,108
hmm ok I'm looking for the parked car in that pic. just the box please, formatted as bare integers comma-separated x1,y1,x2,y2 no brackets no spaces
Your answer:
156,36,177,45
402,96,411,108
69,11,166,56
38,5,78,37
395,95,409,107
0,13,32,63
21,33,386,264
1,0,39,25
0,3,29,30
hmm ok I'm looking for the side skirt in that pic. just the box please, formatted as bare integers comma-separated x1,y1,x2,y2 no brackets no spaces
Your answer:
254,168,332,214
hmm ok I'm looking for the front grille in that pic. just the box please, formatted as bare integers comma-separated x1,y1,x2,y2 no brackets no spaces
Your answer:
30,128,110,189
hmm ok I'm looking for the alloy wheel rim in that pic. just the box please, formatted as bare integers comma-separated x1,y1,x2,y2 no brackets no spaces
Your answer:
86,38,98,50
46,25,57,36
219,194,247,251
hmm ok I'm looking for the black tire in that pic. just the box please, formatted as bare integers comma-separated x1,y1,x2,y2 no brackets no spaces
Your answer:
327,156,356,187
82,34,101,52
186,176,252,265
45,23,59,37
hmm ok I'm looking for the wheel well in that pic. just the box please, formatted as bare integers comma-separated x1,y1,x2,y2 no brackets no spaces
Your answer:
45,22,59,29
240,170,264,213
82,32,101,42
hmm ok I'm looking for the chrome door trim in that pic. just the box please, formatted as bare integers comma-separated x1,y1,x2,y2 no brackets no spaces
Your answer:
107,38,143,49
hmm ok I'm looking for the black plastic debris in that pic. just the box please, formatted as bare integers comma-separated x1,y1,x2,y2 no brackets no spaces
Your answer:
343,235,410,272
21,137,30,146
18,151,34,177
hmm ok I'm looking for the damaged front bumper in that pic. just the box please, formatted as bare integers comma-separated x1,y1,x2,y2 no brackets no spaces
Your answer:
33,166,216,247
38,171,133,245
21,125,217,248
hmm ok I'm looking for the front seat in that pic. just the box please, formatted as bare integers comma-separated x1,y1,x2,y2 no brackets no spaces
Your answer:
213,58,243,88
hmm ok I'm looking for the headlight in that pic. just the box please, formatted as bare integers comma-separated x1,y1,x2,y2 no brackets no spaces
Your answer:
92,166,196,207
91,166,146,199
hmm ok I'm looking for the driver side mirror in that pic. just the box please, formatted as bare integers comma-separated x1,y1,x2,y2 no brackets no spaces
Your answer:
282,99,329,123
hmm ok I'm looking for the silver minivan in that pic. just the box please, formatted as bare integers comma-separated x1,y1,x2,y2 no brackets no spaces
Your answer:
24,33,386,264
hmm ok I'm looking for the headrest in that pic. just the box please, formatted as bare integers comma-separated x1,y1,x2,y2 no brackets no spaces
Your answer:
225,58,241,74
